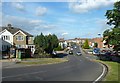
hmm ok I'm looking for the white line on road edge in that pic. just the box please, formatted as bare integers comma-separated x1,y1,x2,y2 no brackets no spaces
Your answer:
93,63,106,83
2,70,46,79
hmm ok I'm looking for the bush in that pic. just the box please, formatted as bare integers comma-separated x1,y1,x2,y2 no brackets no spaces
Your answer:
54,45,63,51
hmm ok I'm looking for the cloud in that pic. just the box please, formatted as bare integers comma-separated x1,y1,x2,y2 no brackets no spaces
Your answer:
36,6,47,16
11,2,25,11
61,32,69,36
69,0,119,13
2,14,57,35
29,20,43,26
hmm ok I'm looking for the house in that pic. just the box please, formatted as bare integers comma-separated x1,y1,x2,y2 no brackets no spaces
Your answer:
92,37,104,48
59,38,67,49
0,24,35,51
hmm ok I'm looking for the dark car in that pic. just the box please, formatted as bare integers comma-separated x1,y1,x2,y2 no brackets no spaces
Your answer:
69,51,73,54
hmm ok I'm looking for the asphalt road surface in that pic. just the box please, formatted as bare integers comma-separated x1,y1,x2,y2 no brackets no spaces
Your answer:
2,45,103,82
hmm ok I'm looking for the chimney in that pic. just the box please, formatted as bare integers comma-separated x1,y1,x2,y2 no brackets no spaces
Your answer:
7,24,12,30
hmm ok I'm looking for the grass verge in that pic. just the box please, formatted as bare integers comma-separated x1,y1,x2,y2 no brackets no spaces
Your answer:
95,60,120,82
19,58,68,66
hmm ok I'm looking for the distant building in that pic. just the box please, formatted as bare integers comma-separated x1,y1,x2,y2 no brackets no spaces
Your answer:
65,37,110,49
92,37,104,48
59,38,67,49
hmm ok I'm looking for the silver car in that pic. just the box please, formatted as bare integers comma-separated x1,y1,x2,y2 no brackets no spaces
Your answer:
76,52,82,55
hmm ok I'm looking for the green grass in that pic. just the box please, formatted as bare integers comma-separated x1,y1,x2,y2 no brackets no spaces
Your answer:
96,60,120,82
19,58,68,65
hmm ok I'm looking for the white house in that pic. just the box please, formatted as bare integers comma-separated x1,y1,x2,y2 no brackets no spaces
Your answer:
0,26,13,51
0,29,13,45
59,38,68,49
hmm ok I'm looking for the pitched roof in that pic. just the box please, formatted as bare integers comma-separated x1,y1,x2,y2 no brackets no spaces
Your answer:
0,25,33,37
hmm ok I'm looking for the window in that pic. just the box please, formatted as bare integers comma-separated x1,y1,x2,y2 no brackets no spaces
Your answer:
2,35,10,40
16,45,22,48
16,35,24,41
16,45,25,48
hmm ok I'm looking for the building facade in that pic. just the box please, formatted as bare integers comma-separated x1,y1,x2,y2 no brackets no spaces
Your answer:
0,24,35,51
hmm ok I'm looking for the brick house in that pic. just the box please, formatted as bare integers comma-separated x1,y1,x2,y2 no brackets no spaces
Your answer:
92,37,103,48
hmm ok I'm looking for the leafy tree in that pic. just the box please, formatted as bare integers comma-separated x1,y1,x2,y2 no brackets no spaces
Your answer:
54,45,63,51
94,42,98,48
34,33,59,54
83,39,90,49
103,28,120,51
103,1,120,51
105,1,120,28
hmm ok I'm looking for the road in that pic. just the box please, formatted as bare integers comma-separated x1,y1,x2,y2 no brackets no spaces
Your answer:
2,45,104,82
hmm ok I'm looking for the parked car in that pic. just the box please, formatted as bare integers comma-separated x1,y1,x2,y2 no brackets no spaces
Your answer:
100,50,107,55
88,51,93,54
2,54,9,59
110,51,118,56
76,52,82,56
118,51,120,56
93,48,100,55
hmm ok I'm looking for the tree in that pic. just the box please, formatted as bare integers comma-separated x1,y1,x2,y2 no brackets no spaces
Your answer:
83,39,90,49
103,1,120,51
103,28,120,51
94,42,98,48
105,1,120,28
34,33,59,55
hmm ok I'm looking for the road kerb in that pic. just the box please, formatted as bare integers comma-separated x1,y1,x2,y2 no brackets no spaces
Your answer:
93,62,108,83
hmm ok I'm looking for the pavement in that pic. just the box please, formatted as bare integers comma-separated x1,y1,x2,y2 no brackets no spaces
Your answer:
1,52,68,69
1,59,31,69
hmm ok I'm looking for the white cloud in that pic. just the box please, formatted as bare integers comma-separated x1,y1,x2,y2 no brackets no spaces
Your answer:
42,25,56,29
2,14,57,35
69,0,119,13
11,2,25,11
61,32,69,36
43,32,52,35
29,20,43,26
36,6,47,16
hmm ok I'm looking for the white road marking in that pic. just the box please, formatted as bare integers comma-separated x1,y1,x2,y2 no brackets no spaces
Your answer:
2,70,46,79
93,63,106,83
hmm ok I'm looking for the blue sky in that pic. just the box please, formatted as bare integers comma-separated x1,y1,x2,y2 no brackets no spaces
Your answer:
1,0,119,39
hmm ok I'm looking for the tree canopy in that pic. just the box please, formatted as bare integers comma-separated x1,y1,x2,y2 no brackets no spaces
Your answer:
83,39,90,49
103,28,120,51
103,1,120,51
105,1,120,28
34,33,59,54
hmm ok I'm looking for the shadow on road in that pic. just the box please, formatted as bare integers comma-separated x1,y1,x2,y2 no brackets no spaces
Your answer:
53,53,68,58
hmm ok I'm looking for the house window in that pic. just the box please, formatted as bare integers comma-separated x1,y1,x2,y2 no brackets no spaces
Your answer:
2,35,10,40
16,35,24,41
16,45,22,48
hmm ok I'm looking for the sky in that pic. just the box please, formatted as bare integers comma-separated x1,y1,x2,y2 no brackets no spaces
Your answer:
1,0,120,39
